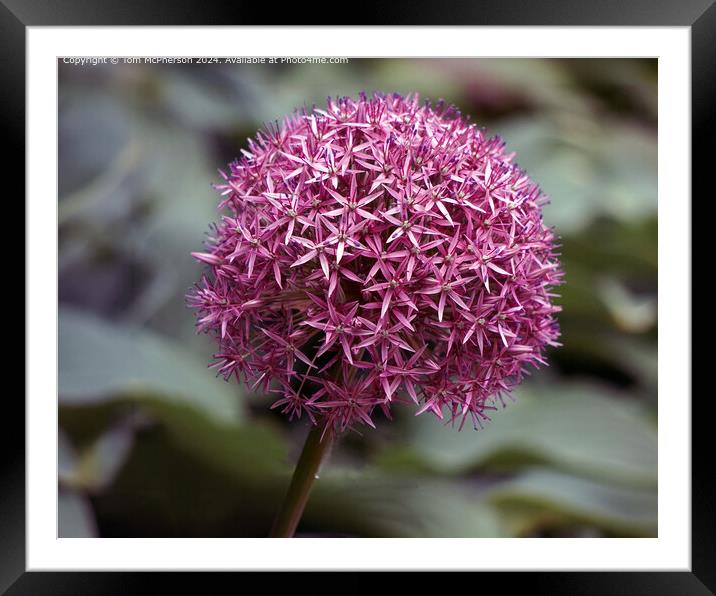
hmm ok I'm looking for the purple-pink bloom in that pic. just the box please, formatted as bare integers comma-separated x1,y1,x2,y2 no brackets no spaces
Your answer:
189,92,562,433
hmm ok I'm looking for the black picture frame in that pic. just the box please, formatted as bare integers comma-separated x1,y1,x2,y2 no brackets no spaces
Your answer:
6,0,709,592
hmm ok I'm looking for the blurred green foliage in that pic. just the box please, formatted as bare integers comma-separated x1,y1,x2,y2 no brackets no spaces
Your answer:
58,58,657,538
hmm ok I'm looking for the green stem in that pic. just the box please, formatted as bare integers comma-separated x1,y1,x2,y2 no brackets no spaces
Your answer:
269,421,334,538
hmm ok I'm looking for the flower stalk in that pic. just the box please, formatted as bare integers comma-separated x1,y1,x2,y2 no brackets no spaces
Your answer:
269,421,334,537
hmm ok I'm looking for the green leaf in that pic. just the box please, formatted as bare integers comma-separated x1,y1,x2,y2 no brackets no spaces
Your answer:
59,490,98,537
376,383,657,489
61,424,135,493
59,307,243,424
146,404,289,479
308,471,505,537
89,421,290,537
58,431,99,539
498,117,656,233
159,70,253,132
485,468,657,537
86,415,502,537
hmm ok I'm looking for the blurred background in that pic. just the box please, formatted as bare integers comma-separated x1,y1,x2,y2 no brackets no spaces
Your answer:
58,58,657,538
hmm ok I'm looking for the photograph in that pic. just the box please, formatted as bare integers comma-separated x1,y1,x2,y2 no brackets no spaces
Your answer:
57,56,659,540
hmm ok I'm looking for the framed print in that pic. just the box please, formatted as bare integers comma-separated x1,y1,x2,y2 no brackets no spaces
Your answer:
7,0,710,592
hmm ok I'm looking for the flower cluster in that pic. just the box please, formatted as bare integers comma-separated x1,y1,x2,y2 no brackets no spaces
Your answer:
190,92,561,432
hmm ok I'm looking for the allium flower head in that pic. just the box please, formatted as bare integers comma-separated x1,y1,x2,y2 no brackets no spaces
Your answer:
190,92,562,433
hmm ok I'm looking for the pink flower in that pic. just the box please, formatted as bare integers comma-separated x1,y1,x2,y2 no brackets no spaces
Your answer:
189,93,562,432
